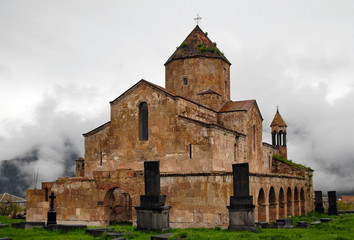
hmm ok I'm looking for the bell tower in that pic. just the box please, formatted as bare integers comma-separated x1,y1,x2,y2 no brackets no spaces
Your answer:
164,25,231,110
270,109,288,159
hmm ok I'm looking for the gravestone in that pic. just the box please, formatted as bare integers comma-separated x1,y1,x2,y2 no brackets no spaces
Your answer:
135,161,171,231
11,222,45,229
47,192,57,225
327,191,338,215
227,163,257,232
46,224,87,232
314,191,325,214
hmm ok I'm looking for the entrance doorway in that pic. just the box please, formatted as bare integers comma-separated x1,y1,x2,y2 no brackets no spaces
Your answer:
104,188,132,223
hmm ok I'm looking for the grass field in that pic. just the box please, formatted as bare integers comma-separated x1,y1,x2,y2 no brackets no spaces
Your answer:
1,212,353,240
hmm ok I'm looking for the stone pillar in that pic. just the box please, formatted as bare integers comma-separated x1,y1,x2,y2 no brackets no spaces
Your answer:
327,191,338,215
135,161,171,231
314,191,324,214
227,163,257,232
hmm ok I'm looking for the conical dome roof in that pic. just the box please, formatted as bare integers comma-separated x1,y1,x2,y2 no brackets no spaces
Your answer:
165,25,231,66
270,110,287,127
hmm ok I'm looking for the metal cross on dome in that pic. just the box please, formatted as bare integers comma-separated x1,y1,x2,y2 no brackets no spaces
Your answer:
194,14,202,25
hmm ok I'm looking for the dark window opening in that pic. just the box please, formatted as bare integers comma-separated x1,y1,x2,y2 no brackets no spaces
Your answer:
183,78,188,85
253,125,256,151
100,152,103,166
139,102,148,140
45,187,49,201
234,143,237,162
225,81,227,93
189,144,192,159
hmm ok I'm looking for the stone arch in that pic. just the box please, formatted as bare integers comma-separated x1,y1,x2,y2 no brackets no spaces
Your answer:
269,187,277,222
294,187,300,216
104,187,132,224
287,187,292,216
300,188,306,215
279,187,285,218
257,188,266,222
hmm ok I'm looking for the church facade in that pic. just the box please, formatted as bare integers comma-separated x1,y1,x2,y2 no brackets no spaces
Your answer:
27,26,314,227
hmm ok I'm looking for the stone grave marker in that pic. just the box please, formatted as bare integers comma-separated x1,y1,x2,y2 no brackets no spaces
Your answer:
135,161,171,231
47,192,57,225
227,163,257,232
315,191,325,214
327,191,338,215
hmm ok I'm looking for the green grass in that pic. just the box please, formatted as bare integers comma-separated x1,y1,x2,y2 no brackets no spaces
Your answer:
272,154,312,170
1,213,354,240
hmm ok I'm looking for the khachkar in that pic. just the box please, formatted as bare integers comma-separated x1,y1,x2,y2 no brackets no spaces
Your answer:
327,191,338,215
135,161,171,231
47,192,57,225
227,163,257,232
314,191,325,214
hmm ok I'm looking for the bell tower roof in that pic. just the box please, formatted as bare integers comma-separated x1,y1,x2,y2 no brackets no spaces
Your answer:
270,109,287,127
164,25,231,66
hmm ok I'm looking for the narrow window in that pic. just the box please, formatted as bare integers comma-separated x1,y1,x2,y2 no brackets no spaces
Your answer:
100,152,103,166
269,155,271,170
234,144,237,162
224,68,227,93
189,144,192,159
139,102,148,140
183,78,188,85
253,125,256,151
45,187,48,201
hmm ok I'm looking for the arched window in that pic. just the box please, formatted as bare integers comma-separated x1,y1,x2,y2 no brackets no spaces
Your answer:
183,78,188,85
139,102,148,140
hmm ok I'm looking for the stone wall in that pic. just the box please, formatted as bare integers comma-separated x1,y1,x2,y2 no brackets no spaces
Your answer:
165,58,230,110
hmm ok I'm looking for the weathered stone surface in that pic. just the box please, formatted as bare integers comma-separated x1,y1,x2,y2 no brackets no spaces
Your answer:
85,228,116,237
255,222,268,229
26,25,314,228
320,218,331,223
272,222,285,229
315,191,325,214
328,191,338,215
11,222,45,229
283,225,295,229
136,207,171,231
276,218,293,226
45,224,87,232
150,233,173,240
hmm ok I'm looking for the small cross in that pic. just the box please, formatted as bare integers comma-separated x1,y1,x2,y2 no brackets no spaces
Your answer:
276,105,279,112
194,14,202,26
49,192,56,210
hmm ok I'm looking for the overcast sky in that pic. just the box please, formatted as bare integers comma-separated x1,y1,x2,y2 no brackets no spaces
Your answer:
0,0,353,194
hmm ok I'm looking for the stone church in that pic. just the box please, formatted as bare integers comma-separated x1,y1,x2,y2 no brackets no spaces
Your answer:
27,25,314,227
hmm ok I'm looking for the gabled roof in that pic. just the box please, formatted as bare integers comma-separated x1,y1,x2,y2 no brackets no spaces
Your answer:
270,110,287,127
165,25,231,66
219,100,263,120
219,100,256,112
109,79,217,113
